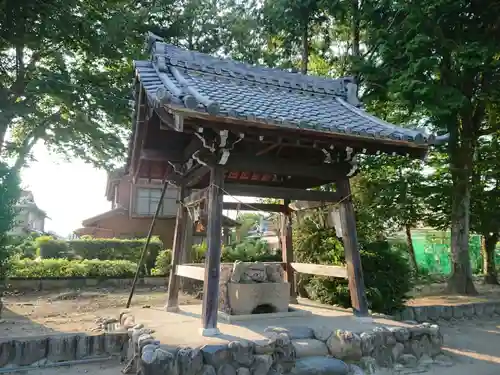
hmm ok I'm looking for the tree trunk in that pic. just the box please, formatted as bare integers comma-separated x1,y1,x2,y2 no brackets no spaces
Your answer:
446,130,478,295
405,225,418,272
300,23,309,74
483,233,499,285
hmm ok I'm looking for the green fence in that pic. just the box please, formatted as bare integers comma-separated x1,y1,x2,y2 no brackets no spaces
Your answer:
391,229,500,275
410,230,482,275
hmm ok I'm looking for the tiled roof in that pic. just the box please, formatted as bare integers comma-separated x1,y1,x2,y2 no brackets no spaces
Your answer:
133,33,434,147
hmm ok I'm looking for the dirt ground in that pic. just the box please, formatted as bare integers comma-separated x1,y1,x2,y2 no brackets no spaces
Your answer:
0,286,201,337
408,280,500,306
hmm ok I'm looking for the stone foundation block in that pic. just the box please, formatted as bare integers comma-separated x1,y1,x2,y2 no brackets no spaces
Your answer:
292,339,329,358
47,335,77,362
13,338,48,366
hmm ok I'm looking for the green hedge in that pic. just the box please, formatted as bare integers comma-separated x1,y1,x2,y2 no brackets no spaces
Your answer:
33,236,163,273
8,259,138,278
294,217,414,314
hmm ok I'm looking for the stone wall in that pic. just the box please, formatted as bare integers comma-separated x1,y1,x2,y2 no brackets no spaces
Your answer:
219,262,286,315
0,332,128,369
4,276,166,291
118,310,447,375
393,301,500,322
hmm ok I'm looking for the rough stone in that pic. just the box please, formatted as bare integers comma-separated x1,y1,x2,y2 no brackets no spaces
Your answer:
231,262,245,283
359,332,375,357
201,345,232,370
483,302,496,316
409,325,429,339
372,345,393,368
400,308,415,322
138,334,156,355
429,335,443,357
398,354,418,368
312,326,333,342
241,263,267,283
418,354,433,368
254,339,276,355
140,347,176,375
372,327,392,347
473,303,485,317
12,338,48,366
252,354,273,375
123,315,136,329
229,341,254,367
389,327,410,343
265,327,313,340
327,330,362,360
266,264,284,283
0,340,14,367
273,339,295,372
412,307,428,323
409,339,423,359
105,333,128,355
199,365,217,375
452,305,465,319
440,306,454,320
391,343,405,362
91,334,107,357
292,339,329,358
47,335,77,362
293,356,349,375
217,363,236,375
418,335,431,356
358,357,377,374
463,304,475,319
75,335,93,360
348,364,365,375
236,367,251,375
177,348,204,375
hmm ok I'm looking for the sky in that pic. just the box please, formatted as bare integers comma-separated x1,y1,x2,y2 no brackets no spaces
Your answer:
20,143,258,237
21,143,111,237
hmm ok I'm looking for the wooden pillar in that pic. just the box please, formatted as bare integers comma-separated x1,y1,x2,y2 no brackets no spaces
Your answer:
282,199,297,303
337,178,369,317
201,166,224,336
180,203,194,293
165,185,188,312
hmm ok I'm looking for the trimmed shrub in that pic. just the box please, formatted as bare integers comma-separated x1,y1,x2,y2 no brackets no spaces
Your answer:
222,239,281,263
151,249,172,276
67,237,163,263
8,258,137,278
35,236,69,259
294,217,414,314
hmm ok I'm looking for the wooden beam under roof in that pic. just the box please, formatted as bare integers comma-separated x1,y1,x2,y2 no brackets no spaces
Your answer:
218,154,351,181
224,183,343,202
222,202,289,213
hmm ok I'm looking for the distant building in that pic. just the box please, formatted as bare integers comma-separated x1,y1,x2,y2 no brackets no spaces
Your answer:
10,190,47,235
74,169,238,247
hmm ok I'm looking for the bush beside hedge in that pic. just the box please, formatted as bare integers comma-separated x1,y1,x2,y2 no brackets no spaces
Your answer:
294,217,414,314
8,259,138,278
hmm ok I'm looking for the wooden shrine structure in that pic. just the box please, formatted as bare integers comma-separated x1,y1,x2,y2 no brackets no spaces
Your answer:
126,32,442,336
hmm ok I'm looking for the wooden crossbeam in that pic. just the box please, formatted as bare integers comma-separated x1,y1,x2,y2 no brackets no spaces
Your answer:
224,183,342,202
221,154,350,181
222,202,289,212
291,262,348,279
183,165,209,187
175,265,205,281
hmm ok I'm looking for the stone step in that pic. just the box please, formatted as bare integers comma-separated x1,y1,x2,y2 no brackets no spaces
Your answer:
292,356,352,375
292,339,329,358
